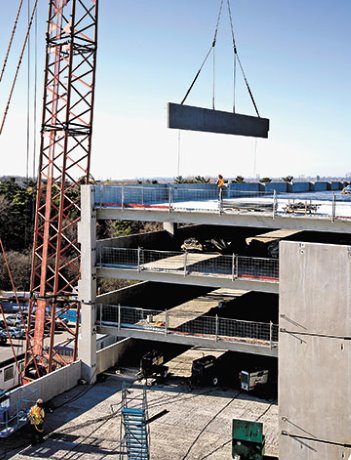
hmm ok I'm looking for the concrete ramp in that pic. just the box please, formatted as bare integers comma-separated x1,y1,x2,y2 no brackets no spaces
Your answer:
168,103,269,138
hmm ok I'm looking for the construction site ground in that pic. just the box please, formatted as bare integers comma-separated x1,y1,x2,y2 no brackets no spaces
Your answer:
0,365,279,460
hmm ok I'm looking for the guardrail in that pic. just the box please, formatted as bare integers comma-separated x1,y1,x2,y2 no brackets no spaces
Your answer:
97,247,279,282
98,304,278,348
94,185,351,220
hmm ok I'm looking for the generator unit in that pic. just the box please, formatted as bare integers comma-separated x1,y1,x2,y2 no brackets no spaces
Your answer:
239,370,269,392
138,350,169,380
191,355,219,386
232,419,265,460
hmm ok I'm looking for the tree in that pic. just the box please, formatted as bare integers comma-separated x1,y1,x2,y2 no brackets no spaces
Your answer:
0,250,31,291
233,176,245,183
0,179,35,251
174,176,210,184
282,176,294,183
260,177,272,183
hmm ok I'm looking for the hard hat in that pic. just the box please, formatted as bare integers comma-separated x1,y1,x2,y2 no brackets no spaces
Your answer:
36,398,43,405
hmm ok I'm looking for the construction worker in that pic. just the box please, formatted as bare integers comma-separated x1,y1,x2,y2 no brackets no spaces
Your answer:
28,398,45,445
217,174,225,200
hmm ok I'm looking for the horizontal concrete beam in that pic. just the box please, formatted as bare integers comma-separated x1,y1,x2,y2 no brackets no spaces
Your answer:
168,103,269,138
98,326,278,357
97,267,279,294
96,208,351,234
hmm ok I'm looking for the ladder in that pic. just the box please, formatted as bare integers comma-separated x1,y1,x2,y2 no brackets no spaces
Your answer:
119,385,150,460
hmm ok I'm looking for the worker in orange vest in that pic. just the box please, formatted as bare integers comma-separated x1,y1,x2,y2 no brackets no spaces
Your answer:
217,174,225,200
28,398,45,445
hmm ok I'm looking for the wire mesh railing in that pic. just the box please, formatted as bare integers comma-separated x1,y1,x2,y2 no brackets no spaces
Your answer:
97,247,279,282
94,185,351,220
98,304,278,348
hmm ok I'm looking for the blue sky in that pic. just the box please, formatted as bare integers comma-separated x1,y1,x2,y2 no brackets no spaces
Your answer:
0,0,350,180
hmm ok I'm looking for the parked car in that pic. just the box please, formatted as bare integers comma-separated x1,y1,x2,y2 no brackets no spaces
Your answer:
7,326,25,339
0,330,8,345
5,315,23,327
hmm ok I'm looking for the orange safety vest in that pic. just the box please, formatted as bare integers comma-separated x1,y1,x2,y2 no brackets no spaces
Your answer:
217,178,225,188
29,404,45,430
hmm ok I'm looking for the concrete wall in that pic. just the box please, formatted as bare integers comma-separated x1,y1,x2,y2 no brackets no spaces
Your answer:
279,242,351,460
331,181,343,191
228,182,264,193
265,182,289,193
290,182,311,192
312,181,331,191
8,361,81,415
96,338,136,374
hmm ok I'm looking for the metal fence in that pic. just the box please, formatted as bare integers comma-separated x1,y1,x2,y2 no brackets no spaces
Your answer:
94,185,351,220
97,247,279,281
98,304,278,348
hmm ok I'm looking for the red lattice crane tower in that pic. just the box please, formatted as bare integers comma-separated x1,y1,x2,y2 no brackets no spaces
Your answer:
24,0,98,380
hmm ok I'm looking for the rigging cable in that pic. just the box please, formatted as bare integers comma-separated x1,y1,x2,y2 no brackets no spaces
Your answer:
0,0,24,84
0,0,39,135
226,0,260,117
181,0,224,106
32,6,38,180
26,0,31,183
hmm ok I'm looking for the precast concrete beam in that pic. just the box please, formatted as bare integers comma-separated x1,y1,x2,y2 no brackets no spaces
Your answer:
168,103,269,138
97,208,351,235
97,267,279,294
98,326,278,357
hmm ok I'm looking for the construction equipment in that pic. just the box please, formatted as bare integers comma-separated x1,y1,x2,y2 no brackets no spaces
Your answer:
120,385,150,460
232,419,265,460
23,0,98,380
191,355,220,386
137,350,169,381
239,370,269,392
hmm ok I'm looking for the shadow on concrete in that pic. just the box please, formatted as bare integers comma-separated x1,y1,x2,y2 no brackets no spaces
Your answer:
0,370,277,460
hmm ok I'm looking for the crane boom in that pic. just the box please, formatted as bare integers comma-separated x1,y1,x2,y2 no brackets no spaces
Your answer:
24,0,98,380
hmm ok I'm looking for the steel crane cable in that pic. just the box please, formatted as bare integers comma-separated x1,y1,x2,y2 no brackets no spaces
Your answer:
0,0,24,84
25,1,38,247
226,0,260,117
0,0,39,136
181,0,224,106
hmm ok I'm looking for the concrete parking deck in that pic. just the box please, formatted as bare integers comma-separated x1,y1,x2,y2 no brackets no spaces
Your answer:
0,367,278,460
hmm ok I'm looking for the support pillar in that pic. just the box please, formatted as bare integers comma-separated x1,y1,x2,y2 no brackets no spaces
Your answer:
163,221,177,235
279,242,351,459
78,185,97,383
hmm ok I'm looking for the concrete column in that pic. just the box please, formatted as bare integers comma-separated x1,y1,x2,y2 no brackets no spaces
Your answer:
163,221,177,235
279,242,351,459
78,185,97,383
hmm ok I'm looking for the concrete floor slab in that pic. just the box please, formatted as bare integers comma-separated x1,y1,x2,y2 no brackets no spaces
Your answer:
1,369,278,459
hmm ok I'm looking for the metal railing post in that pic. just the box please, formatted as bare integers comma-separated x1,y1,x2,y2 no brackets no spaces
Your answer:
215,315,219,341
169,186,173,212
118,304,121,330
141,186,144,208
137,246,141,272
331,193,336,222
218,188,223,214
165,309,168,335
231,253,235,281
273,190,277,219
121,186,125,210
235,254,239,278
99,303,102,325
269,321,273,349
184,251,188,276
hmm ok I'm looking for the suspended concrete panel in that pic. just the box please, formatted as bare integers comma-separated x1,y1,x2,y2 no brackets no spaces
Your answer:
168,103,269,138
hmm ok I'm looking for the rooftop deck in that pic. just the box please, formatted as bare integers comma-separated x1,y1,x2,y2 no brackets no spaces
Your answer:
92,185,351,234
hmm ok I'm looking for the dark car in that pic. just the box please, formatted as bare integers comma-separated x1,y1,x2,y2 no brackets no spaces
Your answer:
0,330,7,345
